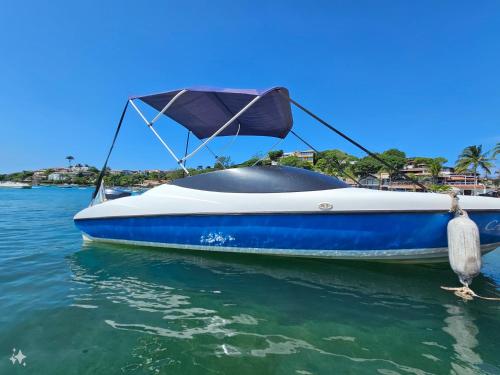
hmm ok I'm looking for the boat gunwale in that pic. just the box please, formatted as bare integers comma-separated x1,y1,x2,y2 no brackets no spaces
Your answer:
74,208,499,222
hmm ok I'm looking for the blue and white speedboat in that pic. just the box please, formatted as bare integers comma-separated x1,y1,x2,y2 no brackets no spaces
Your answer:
74,87,500,262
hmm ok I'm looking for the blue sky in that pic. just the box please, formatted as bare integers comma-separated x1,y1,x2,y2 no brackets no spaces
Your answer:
0,0,498,173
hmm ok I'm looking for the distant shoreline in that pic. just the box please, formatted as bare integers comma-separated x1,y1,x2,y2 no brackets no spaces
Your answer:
1,145,498,194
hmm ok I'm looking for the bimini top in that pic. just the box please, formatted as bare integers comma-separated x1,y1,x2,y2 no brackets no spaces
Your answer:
171,165,349,193
132,87,293,139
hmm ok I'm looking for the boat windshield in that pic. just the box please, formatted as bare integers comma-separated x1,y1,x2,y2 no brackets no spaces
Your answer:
171,166,349,193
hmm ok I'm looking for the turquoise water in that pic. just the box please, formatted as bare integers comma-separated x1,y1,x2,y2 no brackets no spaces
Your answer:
1,187,500,374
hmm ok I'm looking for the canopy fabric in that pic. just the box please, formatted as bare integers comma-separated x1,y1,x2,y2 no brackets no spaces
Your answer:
132,87,293,139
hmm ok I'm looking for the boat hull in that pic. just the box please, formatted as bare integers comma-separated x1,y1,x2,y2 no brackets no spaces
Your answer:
0,184,31,189
74,211,500,262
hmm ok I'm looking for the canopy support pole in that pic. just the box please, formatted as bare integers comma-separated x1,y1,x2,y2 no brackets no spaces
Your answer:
290,130,363,187
150,89,187,124
183,132,225,169
210,123,242,169
91,100,129,201
183,130,190,176
129,99,189,174
284,94,427,192
181,95,263,163
204,144,224,168
218,123,241,157
252,138,284,167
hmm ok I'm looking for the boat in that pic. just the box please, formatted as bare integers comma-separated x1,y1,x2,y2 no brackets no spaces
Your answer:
0,181,31,189
74,87,500,262
104,187,132,200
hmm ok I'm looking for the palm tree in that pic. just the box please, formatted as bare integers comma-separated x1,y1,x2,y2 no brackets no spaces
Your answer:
492,142,500,159
65,155,75,168
426,158,446,184
268,150,284,162
455,145,493,195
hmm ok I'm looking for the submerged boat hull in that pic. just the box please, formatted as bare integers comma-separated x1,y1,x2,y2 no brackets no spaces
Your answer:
75,210,500,262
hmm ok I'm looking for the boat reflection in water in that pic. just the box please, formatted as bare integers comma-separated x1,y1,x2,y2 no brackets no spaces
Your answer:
67,242,500,374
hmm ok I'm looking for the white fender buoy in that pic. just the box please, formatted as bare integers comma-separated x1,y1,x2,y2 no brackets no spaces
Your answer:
442,199,500,301
447,210,481,287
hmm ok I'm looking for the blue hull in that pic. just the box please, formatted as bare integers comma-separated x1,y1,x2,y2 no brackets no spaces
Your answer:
74,211,500,260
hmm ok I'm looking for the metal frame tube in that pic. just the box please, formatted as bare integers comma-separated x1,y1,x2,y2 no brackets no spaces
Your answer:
148,126,189,174
129,99,189,174
252,138,284,166
186,134,226,169
218,123,241,157
181,95,262,163
129,99,149,125
150,89,187,124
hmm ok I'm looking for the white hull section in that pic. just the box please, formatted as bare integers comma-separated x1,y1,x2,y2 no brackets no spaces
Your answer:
75,185,499,220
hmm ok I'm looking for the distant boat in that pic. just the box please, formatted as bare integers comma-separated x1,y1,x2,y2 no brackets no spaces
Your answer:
0,181,32,189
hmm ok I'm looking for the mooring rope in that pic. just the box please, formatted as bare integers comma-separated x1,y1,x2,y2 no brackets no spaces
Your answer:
441,286,500,301
448,191,463,215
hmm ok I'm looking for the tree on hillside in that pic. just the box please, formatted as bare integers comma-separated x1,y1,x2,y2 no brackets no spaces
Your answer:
268,150,284,162
168,169,186,180
215,156,232,169
238,157,260,167
412,157,433,166
380,149,406,177
379,149,410,188
315,150,357,178
351,149,407,179
238,153,272,167
426,158,447,184
352,155,382,177
315,154,341,176
382,149,406,159
427,184,452,193
65,155,75,168
455,145,493,195
279,156,312,170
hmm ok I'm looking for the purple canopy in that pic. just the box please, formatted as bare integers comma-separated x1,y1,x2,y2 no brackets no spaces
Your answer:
132,87,293,139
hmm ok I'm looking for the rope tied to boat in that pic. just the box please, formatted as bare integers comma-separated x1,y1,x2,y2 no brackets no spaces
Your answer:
448,191,462,215
441,286,500,301
441,192,500,301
